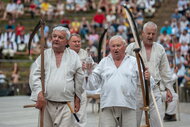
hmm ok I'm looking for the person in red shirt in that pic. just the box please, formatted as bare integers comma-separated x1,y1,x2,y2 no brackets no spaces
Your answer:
29,1,37,18
15,22,25,36
92,9,106,28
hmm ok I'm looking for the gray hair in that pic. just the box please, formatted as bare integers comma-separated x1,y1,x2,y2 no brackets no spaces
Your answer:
70,33,81,39
143,21,157,32
53,26,71,40
109,35,127,46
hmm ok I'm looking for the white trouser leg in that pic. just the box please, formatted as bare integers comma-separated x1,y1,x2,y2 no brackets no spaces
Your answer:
44,101,74,127
136,86,163,127
161,87,178,115
122,108,136,127
100,107,117,127
100,107,136,127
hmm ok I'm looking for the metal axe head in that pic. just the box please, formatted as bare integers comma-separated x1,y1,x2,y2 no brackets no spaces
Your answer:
122,4,142,49
28,19,45,55
98,27,108,63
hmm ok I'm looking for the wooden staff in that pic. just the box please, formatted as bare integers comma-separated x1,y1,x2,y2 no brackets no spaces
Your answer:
24,19,45,127
40,19,45,127
171,37,180,121
122,5,150,127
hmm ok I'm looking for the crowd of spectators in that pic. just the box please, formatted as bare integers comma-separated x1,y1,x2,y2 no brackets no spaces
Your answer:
158,0,190,87
1,0,189,86
0,0,159,59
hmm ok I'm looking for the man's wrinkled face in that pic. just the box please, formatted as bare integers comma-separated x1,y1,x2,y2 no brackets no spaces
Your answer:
69,36,81,53
109,38,126,60
142,26,157,45
51,30,68,50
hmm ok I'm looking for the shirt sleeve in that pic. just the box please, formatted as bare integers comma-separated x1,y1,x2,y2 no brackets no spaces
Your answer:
29,56,42,101
84,60,103,90
74,56,85,100
159,48,173,91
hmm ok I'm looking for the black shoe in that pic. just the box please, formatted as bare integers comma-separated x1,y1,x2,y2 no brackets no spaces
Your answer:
164,114,177,122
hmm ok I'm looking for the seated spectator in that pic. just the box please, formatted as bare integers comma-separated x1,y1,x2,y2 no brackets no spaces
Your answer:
183,50,190,83
43,25,50,40
40,0,54,21
29,0,38,18
117,27,128,41
5,20,15,30
172,35,181,52
159,38,172,57
87,30,99,44
177,0,188,14
109,0,121,14
171,21,181,37
158,30,171,43
117,20,127,33
79,17,91,39
16,30,29,52
24,0,32,3
87,0,96,11
136,10,144,27
171,18,178,29
2,28,17,59
185,10,190,22
180,42,189,56
143,0,156,18
97,0,109,13
0,1,5,14
55,0,65,18
176,52,187,85
66,0,75,11
92,9,106,28
177,63,186,86
60,17,71,28
137,0,146,11
33,0,41,7
15,22,25,36
3,0,17,20
185,23,190,35
75,0,88,12
0,71,7,85
11,63,20,85
160,20,172,35
171,8,182,21
106,11,116,23
179,29,190,44
46,36,52,48
70,18,81,33
16,0,24,19
179,16,189,33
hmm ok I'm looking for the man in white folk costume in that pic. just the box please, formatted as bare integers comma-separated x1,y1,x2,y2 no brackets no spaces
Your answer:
29,25,84,127
84,35,155,127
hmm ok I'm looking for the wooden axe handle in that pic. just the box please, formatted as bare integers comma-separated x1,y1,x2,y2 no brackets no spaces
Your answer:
23,104,36,108
67,102,80,122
